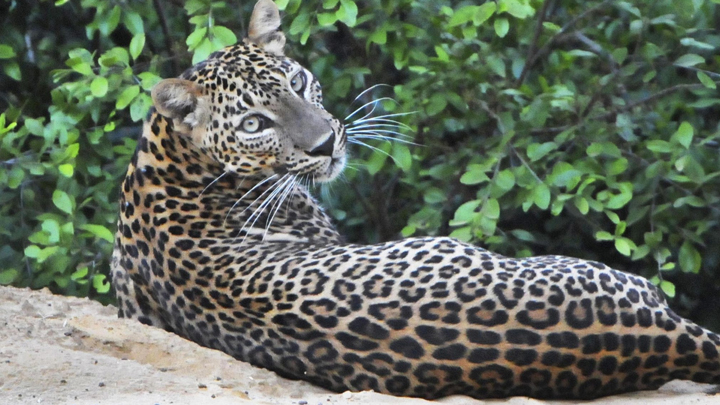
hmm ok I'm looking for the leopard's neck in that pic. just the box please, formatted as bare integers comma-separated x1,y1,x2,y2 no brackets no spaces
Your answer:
118,113,341,246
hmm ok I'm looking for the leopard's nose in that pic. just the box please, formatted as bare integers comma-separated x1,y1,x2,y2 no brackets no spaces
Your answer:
305,131,336,157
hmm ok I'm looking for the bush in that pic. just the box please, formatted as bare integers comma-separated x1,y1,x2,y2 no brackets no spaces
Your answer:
1,0,719,328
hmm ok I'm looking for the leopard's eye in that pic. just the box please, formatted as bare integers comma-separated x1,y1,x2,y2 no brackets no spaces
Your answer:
241,115,268,133
290,71,307,94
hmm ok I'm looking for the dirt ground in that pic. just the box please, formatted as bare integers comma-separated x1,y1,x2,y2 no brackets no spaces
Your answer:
1,286,719,405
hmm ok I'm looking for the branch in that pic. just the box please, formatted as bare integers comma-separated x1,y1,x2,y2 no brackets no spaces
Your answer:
153,0,180,77
531,83,712,134
591,83,708,122
517,0,613,87
515,0,553,87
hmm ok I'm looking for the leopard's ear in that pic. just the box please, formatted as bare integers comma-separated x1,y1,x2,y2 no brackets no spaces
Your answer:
151,79,211,128
248,0,286,56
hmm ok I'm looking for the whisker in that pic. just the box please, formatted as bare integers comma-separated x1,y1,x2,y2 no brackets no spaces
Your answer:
263,174,298,240
350,111,418,126
350,134,420,146
237,174,293,243
199,171,230,196
347,122,414,134
350,83,392,105
349,139,393,159
345,97,398,121
224,174,278,226
347,128,415,139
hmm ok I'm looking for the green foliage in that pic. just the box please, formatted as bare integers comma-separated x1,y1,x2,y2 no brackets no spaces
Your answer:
2,0,720,327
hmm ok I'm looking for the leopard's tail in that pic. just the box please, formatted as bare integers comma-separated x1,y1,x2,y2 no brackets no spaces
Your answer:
668,314,720,385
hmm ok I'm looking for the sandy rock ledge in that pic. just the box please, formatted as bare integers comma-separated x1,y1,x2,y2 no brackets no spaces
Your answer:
1,286,719,405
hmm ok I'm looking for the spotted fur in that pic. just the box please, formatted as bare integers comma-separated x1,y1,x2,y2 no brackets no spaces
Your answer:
112,0,720,399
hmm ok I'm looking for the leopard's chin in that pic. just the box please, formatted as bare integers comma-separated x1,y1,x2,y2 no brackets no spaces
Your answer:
317,155,345,182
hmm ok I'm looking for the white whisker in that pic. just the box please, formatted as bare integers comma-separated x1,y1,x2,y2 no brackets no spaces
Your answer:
237,174,293,243
350,83,391,105
199,171,230,196
224,174,278,226
350,134,420,146
345,97,398,121
263,174,298,240
347,122,414,134
350,111,417,126
347,128,415,139
349,139,393,159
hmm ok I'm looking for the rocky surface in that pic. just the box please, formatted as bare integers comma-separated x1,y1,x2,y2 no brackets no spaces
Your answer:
1,286,719,405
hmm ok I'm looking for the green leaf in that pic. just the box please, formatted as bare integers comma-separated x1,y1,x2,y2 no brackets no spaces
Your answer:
615,238,632,256
129,34,146,60
25,118,44,136
452,200,481,225
317,13,337,26
596,231,613,241
3,61,21,80
679,241,701,273
52,190,74,214
336,0,358,26
672,121,693,149
659,281,675,298
533,183,551,209
426,93,447,116
460,164,490,185
69,61,93,76
25,245,41,258
71,266,88,281
58,164,74,177
116,85,140,110
212,26,237,46
41,219,61,244
646,140,673,153
0,44,16,59
80,224,114,243
499,0,535,19
574,197,589,214
673,53,705,67
186,27,207,50
473,3,497,26
192,38,216,64
495,170,515,190
392,143,412,172
586,142,621,157
482,198,500,220
526,142,557,162
494,18,510,38
448,5,480,27
0,269,18,285
130,93,153,122
369,29,387,46
90,76,108,97
93,274,111,294
697,71,716,89
124,11,144,35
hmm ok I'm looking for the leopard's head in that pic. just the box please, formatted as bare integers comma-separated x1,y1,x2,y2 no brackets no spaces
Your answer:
150,0,346,182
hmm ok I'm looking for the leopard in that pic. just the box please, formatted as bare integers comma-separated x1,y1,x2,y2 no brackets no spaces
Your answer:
111,0,720,400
